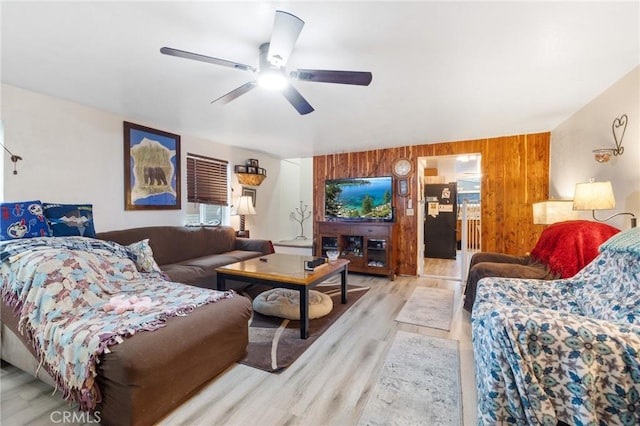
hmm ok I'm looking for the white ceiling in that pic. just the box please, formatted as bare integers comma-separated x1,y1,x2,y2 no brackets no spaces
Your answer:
2,1,638,159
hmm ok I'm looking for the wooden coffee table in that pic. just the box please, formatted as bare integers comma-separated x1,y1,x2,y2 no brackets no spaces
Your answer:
216,253,349,339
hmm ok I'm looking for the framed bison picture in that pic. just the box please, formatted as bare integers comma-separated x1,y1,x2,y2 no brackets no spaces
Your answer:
123,121,181,210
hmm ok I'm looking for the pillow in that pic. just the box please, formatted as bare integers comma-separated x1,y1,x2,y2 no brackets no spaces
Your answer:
127,239,163,273
43,203,96,238
0,200,50,240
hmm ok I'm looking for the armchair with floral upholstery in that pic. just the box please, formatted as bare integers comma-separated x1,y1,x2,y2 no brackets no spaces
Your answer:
471,227,640,425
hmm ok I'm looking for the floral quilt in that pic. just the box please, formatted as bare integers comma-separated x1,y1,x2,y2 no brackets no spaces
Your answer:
1,236,234,411
472,227,640,425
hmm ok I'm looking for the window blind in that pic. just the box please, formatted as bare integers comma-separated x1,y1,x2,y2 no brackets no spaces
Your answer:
186,153,229,206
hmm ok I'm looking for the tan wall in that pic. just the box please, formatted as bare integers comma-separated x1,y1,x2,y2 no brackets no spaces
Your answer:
313,132,550,275
550,66,639,231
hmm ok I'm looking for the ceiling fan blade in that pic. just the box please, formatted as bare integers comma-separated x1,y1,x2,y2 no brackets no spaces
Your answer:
267,10,304,67
290,69,373,86
161,47,256,72
282,85,314,115
211,81,257,104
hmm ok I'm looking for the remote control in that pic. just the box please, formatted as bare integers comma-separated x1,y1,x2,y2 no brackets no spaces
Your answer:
304,258,326,271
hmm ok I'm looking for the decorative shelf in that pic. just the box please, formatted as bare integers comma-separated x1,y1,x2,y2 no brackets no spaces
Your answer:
237,173,266,186
235,159,267,186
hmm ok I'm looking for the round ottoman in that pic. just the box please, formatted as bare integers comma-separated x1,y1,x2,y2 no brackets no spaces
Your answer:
252,288,333,320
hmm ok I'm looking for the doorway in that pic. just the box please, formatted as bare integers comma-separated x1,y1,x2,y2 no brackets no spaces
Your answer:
417,154,481,281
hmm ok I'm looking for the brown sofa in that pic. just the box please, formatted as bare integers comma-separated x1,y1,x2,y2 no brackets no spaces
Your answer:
96,225,274,289
2,225,273,426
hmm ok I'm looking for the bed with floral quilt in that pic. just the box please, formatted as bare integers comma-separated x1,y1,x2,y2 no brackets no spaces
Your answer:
0,236,252,426
472,227,640,425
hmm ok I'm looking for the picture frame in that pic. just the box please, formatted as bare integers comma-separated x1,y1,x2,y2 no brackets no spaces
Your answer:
235,165,247,173
247,166,257,174
123,121,181,210
247,158,259,168
258,167,267,176
242,187,257,207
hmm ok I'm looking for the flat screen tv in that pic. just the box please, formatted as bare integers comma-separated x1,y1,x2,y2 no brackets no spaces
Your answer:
325,176,393,221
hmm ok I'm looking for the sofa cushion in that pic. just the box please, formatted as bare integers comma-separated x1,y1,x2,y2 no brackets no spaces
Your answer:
161,263,206,285
202,226,237,254
0,200,49,240
224,250,266,262
43,202,96,238
181,254,242,271
163,254,255,287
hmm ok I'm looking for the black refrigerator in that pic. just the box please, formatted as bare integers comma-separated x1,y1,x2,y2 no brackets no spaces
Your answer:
424,183,457,259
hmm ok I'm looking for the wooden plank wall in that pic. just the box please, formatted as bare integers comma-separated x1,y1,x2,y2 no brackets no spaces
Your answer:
313,132,550,276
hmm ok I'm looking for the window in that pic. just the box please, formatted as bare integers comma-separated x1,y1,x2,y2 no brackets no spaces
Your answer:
186,153,228,225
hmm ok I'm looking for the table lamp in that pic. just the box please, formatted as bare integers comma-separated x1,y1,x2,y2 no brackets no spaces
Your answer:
532,200,579,225
236,195,256,236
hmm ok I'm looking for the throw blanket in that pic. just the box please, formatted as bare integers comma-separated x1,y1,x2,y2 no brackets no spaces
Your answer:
529,220,619,278
1,237,233,411
472,226,640,425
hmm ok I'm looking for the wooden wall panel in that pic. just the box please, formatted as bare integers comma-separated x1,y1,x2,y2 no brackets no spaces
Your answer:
313,132,550,276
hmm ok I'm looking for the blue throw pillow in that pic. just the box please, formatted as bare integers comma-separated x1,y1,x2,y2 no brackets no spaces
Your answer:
43,203,96,238
0,200,50,240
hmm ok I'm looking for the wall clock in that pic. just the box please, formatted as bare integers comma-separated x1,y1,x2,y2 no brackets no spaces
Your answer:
393,158,412,197
393,158,412,178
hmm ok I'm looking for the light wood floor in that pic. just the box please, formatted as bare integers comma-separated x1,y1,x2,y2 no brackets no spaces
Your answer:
1,261,477,425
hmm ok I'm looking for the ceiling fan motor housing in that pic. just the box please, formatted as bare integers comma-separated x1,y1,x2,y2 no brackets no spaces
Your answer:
257,42,287,90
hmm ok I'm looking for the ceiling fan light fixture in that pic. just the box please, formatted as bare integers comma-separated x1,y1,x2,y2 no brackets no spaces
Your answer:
160,11,372,114
257,70,288,91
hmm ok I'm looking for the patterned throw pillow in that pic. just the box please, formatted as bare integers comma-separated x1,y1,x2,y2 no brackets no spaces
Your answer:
43,203,96,238
127,239,163,273
0,200,50,240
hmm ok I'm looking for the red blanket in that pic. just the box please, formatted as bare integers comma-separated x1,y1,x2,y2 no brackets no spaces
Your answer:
529,220,620,278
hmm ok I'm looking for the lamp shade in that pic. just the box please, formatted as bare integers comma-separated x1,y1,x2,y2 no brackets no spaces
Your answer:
236,196,256,216
532,200,579,225
573,181,615,211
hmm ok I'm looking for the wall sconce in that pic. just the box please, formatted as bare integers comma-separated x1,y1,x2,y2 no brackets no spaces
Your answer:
1,142,22,175
532,200,579,225
592,114,627,163
573,180,637,228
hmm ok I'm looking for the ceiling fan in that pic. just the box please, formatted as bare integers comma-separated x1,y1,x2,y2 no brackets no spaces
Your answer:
160,10,373,115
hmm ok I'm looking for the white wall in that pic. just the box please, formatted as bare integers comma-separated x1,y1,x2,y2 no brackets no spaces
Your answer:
275,158,313,241
550,66,640,230
0,84,287,237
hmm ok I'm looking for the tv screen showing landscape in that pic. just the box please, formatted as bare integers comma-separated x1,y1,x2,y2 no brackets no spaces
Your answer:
325,176,393,221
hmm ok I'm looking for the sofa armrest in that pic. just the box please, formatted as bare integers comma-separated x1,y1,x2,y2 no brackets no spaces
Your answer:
234,238,274,255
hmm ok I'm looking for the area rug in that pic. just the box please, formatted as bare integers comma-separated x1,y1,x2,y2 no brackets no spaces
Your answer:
239,284,369,372
358,331,462,426
395,286,454,331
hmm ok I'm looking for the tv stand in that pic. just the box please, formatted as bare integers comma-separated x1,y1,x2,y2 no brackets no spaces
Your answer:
317,222,396,280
